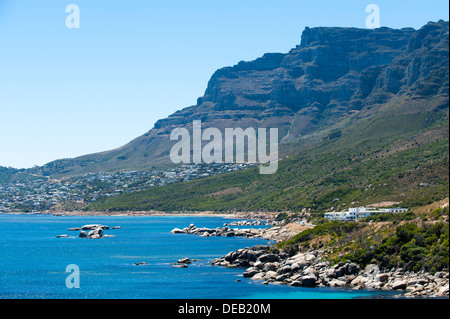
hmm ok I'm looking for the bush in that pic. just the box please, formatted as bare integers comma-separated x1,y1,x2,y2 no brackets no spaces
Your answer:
275,212,288,222
373,222,449,271
362,211,416,223
277,220,365,251
330,221,449,272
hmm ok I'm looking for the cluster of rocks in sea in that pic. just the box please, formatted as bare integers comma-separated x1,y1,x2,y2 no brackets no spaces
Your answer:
211,246,450,298
172,258,200,268
56,224,121,239
133,262,148,266
171,224,261,238
171,224,307,243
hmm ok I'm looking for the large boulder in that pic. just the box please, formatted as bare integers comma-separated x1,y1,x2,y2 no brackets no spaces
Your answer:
391,280,407,290
258,254,279,263
233,258,250,267
264,271,278,280
241,250,257,261
300,275,317,287
366,280,383,290
87,227,103,239
303,266,318,279
351,275,369,287
329,279,347,287
224,251,238,262
277,265,292,275
325,268,337,279
82,224,109,231
434,272,448,279
251,272,266,281
346,263,360,275
376,273,390,283
290,262,303,273
438,286,449,296
243,267,260,278
81,225,99,230
177,258,192,264
276,274,289,282
364,264,380,278
263,262,278,272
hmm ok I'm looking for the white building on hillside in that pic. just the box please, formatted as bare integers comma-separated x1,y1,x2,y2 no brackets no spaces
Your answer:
324,207,408,222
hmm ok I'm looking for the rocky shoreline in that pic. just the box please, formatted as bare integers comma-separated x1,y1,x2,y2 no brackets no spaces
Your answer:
11,210,279,221
223,220,274,227
211,245,449,298
170,222,449,298
170,223,313,243
171,224,262,238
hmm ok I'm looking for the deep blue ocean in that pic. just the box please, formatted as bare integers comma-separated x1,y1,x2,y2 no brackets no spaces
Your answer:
0,214,397,299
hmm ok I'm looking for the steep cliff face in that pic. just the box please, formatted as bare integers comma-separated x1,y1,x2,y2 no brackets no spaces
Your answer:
36,21,449,177
155,25,417,138
153,21,447,140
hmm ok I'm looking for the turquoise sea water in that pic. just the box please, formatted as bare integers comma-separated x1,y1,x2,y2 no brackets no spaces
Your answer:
0,214,397,299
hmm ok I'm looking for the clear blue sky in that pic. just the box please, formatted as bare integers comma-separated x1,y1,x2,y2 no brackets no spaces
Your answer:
0,0,448,168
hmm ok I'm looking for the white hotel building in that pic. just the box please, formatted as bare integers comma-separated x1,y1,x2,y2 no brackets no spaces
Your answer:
324,207,408,222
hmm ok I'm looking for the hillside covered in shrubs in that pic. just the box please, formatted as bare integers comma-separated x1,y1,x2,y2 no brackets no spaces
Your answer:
276,206,449,273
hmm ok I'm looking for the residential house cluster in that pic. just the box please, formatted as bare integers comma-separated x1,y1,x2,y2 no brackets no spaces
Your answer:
0,163,255,213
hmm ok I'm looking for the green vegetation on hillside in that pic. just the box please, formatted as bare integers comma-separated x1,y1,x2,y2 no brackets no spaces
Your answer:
277,220,367,252
0,167,19,184
276,207,449,273
86,78,449,214
87,118,449,213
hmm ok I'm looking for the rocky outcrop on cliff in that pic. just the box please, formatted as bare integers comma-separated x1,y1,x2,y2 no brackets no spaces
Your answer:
156,21,447,139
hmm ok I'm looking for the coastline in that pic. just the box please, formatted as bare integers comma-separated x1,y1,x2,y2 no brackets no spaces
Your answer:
171,222,313,243
1,210,238,218
169,222,450,298
1,210,281,224
208,246,450,298
4,211,448,298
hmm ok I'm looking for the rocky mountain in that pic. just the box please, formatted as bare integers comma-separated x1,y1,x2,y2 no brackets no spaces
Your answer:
34,20,449,177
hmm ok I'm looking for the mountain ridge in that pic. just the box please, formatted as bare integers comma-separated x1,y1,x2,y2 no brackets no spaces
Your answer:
27,20,449,179
85,20,449,213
